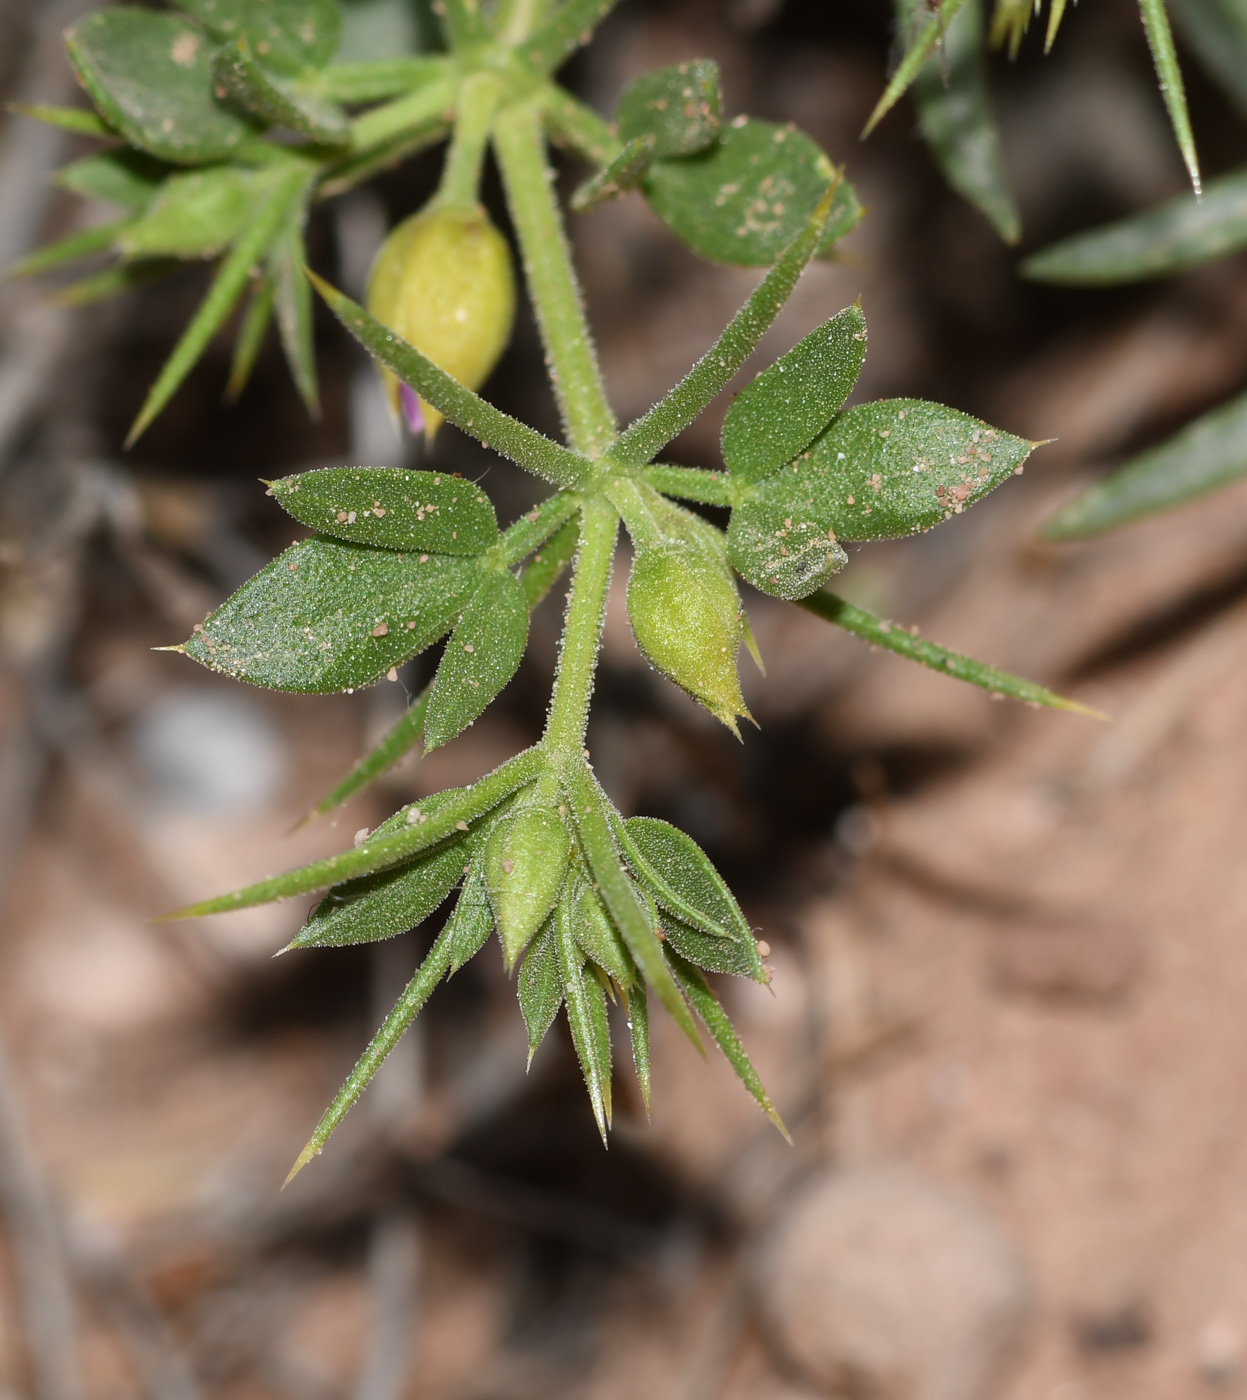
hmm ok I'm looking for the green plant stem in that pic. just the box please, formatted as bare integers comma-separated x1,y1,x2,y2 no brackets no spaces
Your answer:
643,464,734,507
438,72,502,207
494,0,556,44
494,102,616,456
349,76,457,154
543,496,616,752
441,0,486,49
539,84,620,166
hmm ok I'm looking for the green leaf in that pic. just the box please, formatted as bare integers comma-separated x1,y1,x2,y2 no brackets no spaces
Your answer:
569,135,655,214
667,952,788,1140
1043,386,1247,538
721,302,867,486
57,150,167,212
572,881,634,986
173,0,342,74
183,535,480,693
117,166,265,260
309,273,593,490
907,0,1021,243
485,807,572,969
1168,0,1247,116
65,9,259,165
519,515,580,607
294,790,479,949
8,222,129,280
556,898,612,1141
285,923,454,1183
424,570,530,751
269,205,319,412
1022,167,1247,284
798,590,1102,714
611,183,838,467
1139,0,1201,196
212,37,351,146
519,0,622,74
728,399,1033,599
55,259,180,307
271,466,499,555
1045,0,1071,49
619,817,765,979
127,166,308,444
627,983,651,1113
863,0,968,136
163,748,542,919
227,274,276,400
518,916,563,1061
642,118,861,268
10,102,114,138
448,851,495,972
617,58,721,158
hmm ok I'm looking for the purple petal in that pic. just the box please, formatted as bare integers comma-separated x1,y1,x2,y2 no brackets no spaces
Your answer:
399,383,425,436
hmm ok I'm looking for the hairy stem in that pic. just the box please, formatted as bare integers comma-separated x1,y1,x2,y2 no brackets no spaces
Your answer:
437,72,503,207
494,0,556,44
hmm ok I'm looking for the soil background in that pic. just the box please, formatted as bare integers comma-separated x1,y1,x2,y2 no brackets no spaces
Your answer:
2,1,1247,1398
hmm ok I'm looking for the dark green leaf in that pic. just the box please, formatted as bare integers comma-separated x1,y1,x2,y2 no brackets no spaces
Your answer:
1139,0,1201,196
667,952,788,1139
309,273,593,490
424,570,529,751
572,881,634,986
798,590,1102,714
286,923,453,1183
556,898,611,1141
721,302,867,485
627,983,651,1113
728,399,1032,597
183,535,480,693
57,150,167,211
1043,387,1247,538
174,0,342,74
117,166,265,259
620,816,765,979
518,916,562,1060
617,58,721,158
907,0,1020,243
269,208,319,412
66,9,259,165
271,466,499,555
227,274,276,401
642,118,862,267
569,135,655,214
863,0,968,135
212,37,350,145
1022,167,1247,284
1168,0,1247,116
448,851,495,972
294,790,478,949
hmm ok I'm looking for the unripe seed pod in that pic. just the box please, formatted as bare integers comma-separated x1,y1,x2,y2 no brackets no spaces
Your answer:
365,203,516,442
484,807,571,969
627,545,750,735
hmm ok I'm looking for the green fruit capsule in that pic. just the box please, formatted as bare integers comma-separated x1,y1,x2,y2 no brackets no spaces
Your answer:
627,545,751,735
484,807,571,969
365,203,516,442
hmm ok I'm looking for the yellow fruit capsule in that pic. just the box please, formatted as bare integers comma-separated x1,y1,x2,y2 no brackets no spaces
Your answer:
365,203,516,442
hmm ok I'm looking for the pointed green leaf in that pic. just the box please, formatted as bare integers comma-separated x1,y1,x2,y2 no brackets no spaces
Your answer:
227,274,277,401
1043,386,1247,538
56,259,180,307
309,273,593,490
65,10,259,165
1045,0,1071,49
1167,0,1247,116
619,817,765,979
485,807,571,969
556,898,611,1141
617,59,721,158
667,952,788,1139
518,515,580,607
798,590,1102,713
1140,0,1201,196
1022,167,1247,284
569,135,656,214
118,166,266,260
11,103,113,138
8,222,129,280
57,150,167,211
518,916,563,1059
627,983,651,1113
642,118,862,267
611,184,838,467
294,790,479,949
908,0,1021,243
212,37,350,145
286,923,453,1183
864,0,968,135
729,399,1033,598
721,303,868,485
183,536,480,692
448,851,495,972
572,881,634,986
271,466,499,555
270,206,319,410
519,0,622,73
173,0,342,74
424,570,529,752
163,748,541,919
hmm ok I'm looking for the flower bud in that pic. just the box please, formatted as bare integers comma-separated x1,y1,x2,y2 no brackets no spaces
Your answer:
627,545,750,735
484,807,571,969
365,203,516,442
